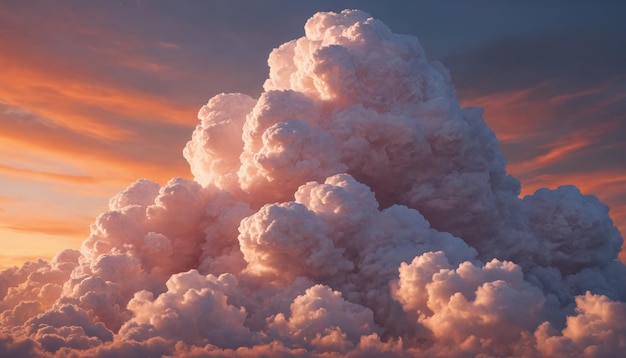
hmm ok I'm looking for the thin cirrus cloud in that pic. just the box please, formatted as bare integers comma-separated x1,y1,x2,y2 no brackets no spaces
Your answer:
0,2,209,178
0,105,191,189
510,120,621,176
0,1,272,190
0,102,192,267
0,208,93,268
0,196,17,206
0,4,204,265
0,215,91,238
0,163,96,185
0,26,195,140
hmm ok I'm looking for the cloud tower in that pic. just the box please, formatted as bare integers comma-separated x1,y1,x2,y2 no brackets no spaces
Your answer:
1,10,624,357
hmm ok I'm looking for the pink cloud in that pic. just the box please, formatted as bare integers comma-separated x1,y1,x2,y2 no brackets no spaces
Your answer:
0,9,623,357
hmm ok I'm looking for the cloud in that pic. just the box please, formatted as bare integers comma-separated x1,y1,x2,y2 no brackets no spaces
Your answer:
0,223,88,238
0,164,95,185
394,251,547,356
447,31,626,168
520,171,626,264
268,284,379,353
0,204,94,238
238,200,353,282
0,9,624,357
0,334,46,358
120,270,255,349
450,34,626,256
0,196,17,205
535,292,626,357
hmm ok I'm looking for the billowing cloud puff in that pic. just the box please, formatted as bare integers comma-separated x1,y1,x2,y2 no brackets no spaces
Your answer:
269,284,379,353
535,292,626,357
394,251,546,356
26,304,113,352
1,9,624,357
120,270,255,349
184,93,257,195
525,185,623,273
238,201,353,283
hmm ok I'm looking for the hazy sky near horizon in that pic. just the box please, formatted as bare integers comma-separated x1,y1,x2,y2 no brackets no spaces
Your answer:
1,0,625,268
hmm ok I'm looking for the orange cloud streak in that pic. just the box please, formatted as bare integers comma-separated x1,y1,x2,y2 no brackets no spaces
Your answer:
0,18,199,140
0,222,89,238
0,163,96,185
0,212,93,269
460,82,555,142
0,196,17,205
0,61,197,140
0,254,48,270
0,118,191,186
510,121,619,175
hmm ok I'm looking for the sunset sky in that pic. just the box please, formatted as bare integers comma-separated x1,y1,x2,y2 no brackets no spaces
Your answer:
2,3,626,356
1,0,625,269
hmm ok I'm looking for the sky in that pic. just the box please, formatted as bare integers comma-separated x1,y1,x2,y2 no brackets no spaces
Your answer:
1,2,626,356
0,1,624,267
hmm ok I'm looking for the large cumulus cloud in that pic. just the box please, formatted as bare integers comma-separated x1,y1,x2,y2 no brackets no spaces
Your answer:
1,9,624,357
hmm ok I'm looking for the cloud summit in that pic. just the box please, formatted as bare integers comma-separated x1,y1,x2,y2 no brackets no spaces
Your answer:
1,10,624,357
